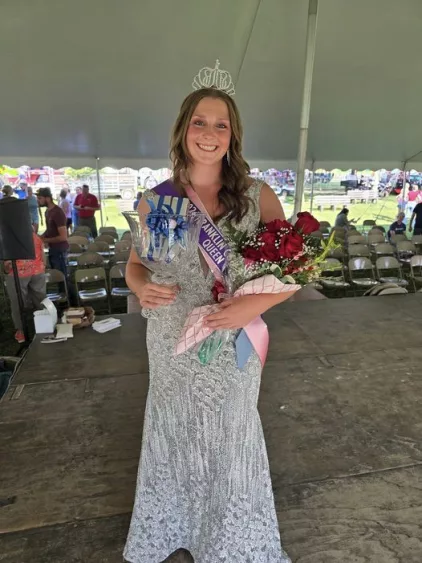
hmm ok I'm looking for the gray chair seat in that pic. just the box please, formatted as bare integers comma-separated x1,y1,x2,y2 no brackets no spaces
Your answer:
352,278,378,287
320,279,350,289
111,287,132,297
379,277,408,286
47,291,67,303
78,288,108,301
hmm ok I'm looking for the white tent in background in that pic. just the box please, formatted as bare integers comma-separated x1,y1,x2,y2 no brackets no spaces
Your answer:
1,0,422,175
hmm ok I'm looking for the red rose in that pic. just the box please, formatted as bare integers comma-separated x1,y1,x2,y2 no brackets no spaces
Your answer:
256,231,279,262
212,280,226,302
295,212,320,235
266,219,293,233
259,232,277,246
261,244,279,262
243,246,262,262
279,231,304,259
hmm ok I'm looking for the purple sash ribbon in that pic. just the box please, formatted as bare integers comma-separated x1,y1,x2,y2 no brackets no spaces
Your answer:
154,180,228,275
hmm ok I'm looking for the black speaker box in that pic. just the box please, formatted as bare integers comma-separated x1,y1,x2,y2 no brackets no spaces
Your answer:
0,198,35,260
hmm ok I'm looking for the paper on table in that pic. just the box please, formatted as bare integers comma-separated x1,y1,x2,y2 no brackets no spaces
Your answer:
92,318,122,333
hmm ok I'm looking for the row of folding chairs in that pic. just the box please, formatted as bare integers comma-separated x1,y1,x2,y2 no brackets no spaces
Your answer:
345,240,419,263
67,251,131,272
317,219,379,231
329,241,422,265
69,233,131,248
67,239,132,265
71,225,132,243
68,239,131,254
45,265,131,312
319,255,422,295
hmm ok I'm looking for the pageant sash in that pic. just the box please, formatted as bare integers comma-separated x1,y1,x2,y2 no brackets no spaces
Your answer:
154,180,228,280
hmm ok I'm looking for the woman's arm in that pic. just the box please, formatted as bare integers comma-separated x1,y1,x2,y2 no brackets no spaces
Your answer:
259,183,286,222
254,183,293,310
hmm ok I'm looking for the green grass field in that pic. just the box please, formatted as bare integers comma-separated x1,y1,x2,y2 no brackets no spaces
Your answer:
100,195,400,232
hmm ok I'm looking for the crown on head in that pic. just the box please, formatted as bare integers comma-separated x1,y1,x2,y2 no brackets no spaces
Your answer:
192,60,235,96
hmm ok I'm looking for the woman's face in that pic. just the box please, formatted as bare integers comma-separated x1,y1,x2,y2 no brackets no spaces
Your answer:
186,97,231,166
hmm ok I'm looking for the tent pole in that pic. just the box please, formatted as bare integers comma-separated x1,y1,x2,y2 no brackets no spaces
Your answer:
293,0,319,217
96,157,104,227
401,160,408,203
309,160,316,214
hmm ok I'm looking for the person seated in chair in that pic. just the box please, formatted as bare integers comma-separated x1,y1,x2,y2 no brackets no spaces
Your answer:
335,208,356,231
388,212,406,241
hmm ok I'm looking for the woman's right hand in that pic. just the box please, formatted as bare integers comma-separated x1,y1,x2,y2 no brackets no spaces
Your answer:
136,281,179,310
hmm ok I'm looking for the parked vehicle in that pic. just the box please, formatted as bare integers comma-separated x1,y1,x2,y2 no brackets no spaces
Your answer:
95,170,138,200
270,184,295,198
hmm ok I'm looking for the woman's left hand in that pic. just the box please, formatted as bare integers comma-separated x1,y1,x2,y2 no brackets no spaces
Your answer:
204,295,266,330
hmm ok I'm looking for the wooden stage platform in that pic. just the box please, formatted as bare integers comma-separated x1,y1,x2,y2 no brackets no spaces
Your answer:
1,296,422,562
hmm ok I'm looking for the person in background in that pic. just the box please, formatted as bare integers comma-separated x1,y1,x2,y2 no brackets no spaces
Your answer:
27,186,40,233
36,188,69,277
2,185,15,199
406,184,418,218
4,228,46,343
73,184,100,238
59,189,72,234
133,191,142,211
70,186,82,228
397,192,406,214
388,212,406,240
335,208,356,230
409,200,422,236
15,182,28,199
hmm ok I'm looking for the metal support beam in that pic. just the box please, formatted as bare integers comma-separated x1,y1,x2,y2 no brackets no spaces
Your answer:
96,157,104,227
401,160,408,203
293,0,319,217
309,160,316,214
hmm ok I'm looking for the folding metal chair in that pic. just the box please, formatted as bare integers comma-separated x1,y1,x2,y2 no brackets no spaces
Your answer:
348,257,378,295
375,256,408,287
319,258,350,294
76,252,104,269
410,255,422,291
74,267,110,312
109,264,132,309
115,241,132,253
45,269,70,306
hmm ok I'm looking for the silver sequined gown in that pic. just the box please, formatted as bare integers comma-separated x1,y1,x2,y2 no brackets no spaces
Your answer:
124,180,291,563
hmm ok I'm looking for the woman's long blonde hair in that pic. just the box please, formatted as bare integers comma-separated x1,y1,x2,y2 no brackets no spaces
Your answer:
170,88,251,222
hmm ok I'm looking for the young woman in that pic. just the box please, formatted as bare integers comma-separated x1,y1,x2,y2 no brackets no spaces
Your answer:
124,88,291,563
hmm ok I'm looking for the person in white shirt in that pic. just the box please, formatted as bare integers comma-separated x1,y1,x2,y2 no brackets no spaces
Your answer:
59,189,72,234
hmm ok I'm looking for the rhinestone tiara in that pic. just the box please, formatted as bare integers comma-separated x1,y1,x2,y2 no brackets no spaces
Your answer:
192,60,235,96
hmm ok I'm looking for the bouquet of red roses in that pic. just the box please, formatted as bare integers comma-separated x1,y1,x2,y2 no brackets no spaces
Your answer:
224,211,331,289
177,212,337,368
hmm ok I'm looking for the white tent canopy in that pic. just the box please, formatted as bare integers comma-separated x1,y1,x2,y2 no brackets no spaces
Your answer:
1,0,422,170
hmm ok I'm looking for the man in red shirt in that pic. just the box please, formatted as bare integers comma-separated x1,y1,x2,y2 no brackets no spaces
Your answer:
74,184,100,238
